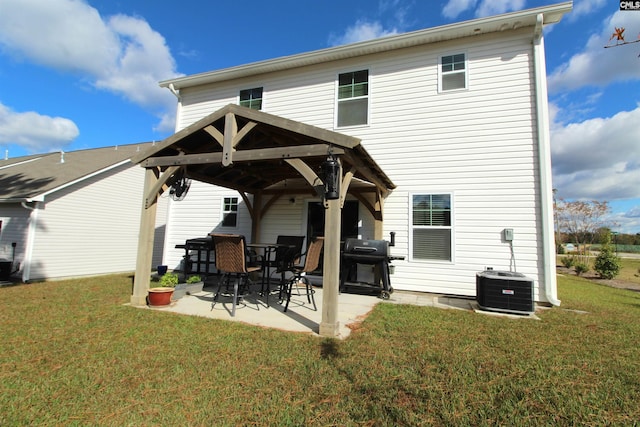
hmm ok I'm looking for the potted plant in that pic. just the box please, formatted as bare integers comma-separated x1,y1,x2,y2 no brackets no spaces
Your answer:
173,274,204,300
148,272,179,306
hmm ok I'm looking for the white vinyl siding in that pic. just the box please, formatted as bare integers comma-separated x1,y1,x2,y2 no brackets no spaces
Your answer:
171,28,547,300
0,205,29,265
22,164,167,280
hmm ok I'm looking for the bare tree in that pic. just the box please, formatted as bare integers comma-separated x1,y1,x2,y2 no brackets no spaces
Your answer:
556,200,614,261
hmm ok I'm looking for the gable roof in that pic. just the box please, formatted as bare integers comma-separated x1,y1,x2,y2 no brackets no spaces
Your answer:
160,2,572,91
0,143,153,202
132,104,395,196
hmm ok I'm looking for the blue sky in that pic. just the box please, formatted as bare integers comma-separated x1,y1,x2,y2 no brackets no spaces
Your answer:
1,0,639,233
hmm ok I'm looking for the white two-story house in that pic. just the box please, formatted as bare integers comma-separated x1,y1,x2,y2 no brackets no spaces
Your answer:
131,3,572,325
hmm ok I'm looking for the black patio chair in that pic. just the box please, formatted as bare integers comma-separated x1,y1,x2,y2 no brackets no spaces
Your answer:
266,235,305,294
280,237,324,312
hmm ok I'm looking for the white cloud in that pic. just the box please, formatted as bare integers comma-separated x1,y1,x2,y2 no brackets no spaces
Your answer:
610,207,640,234
442,0,477,19
548,11,640,92
571,0,607,20
475,0,525,18
441,0,524,19
0,103,79,152
329,20,400,46
0,0,181,134
551,106,640,201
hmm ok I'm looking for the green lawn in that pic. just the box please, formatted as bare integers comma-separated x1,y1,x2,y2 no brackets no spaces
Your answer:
1,274,639,425
558,254,640,285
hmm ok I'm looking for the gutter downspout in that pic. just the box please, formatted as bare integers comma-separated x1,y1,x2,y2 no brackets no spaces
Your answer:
20,201,41,283
161,83,183,269
533,13,560,306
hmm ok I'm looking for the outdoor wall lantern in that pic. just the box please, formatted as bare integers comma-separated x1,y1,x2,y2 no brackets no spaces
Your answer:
321,153,340,200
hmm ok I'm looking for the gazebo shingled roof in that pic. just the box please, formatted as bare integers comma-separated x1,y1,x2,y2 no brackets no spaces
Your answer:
132,104,395,199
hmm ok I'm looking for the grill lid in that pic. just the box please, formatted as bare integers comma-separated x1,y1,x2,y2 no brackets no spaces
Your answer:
343,238,389,261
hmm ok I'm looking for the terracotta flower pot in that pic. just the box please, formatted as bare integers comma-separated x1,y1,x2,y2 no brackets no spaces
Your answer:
148,287,174,306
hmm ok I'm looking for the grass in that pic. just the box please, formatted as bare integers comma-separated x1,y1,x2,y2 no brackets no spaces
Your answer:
1,274,639,425
616,257,640,284
559,254,640,285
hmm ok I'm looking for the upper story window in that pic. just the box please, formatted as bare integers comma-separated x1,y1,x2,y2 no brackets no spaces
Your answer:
239,87,263,110
221,197,239,227
337,70,369,127
410,194,453,262
439,53,467,92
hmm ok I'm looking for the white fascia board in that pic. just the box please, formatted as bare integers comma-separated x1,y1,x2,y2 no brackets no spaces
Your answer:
160,2,572,90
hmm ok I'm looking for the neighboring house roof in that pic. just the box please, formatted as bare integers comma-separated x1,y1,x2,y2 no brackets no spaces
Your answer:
0,143,153,202
160,2,572,91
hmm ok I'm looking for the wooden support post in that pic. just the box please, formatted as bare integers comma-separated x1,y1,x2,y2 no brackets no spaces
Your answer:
320,196,341,337
319,157,343,337
131,168,159,306
251,193,262,243
373,190,384,240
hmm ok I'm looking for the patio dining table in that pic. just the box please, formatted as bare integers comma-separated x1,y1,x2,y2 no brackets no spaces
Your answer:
245,242,295,298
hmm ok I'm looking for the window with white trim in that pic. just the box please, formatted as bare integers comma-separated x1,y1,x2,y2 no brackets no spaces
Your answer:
239,87,263,110
337,70,369,127
221,197,239,227
410,194,452,261
439,53,467,91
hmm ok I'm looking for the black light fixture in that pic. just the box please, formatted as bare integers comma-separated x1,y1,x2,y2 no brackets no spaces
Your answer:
320,152,340,200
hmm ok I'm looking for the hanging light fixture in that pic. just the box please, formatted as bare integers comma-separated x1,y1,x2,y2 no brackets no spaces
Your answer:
320,152,340,200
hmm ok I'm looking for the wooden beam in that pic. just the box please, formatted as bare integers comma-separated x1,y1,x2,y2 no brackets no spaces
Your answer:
284,158,322,188
340,167,355,209
144,166,179,208
239,191,253,221
233,121,257,147
222,112,237,166
142,145,345,168
130,106,229,164
131,168,159,306
351,191,380,220
189,171,265,195
373,190,384,240
204,125,223,147
320,196,341,337
226,104,361,149
250,193,262,243
343,151,390,197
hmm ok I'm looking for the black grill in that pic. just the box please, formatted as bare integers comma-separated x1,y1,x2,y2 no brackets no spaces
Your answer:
175,237,215,279
341,238,401,299
342,238,389,263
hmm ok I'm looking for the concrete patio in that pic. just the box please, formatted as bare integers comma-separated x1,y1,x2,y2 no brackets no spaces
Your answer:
141,280,478,339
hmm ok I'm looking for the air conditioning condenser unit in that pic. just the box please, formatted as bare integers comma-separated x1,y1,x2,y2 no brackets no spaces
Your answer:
476,270,534,314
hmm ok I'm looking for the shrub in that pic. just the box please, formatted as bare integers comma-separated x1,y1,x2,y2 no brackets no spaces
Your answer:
594,233,621,280
561,256,576,268
556,244,565,255
159,272,179,287
574,263,589,276
186,275,202,284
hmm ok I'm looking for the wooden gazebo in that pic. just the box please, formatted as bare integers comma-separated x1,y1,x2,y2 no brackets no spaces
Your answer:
129,104,395,337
